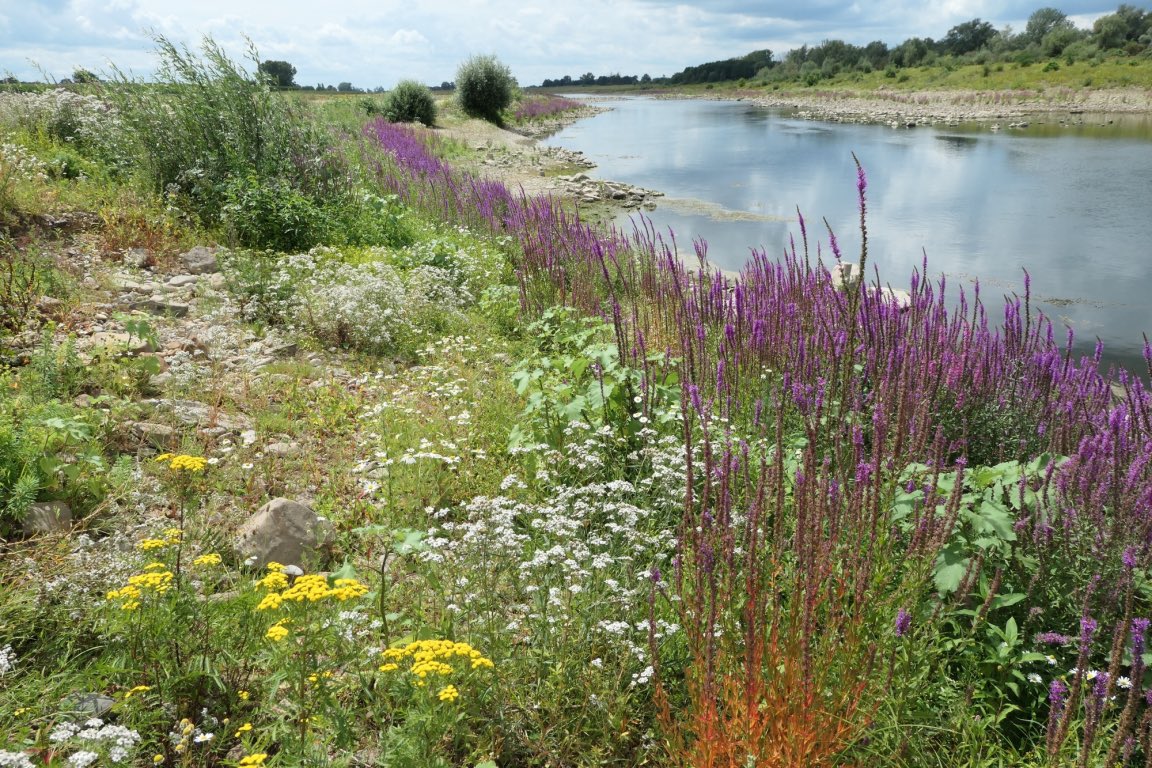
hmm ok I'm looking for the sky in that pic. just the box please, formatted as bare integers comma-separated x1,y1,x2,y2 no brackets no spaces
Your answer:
1,0,1121,88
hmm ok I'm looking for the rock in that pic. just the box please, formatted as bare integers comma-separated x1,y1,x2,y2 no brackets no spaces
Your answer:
247,357,276,371
61,692,116,718
167,274,200,288
234,498,333,569
122,248,153,268
129,298,190,318
132,422,177,448
89,331,157,355
36,296,66,319
156,399,253,432
268,342,298,358
22,501,72,534
180,246,220,275
830,262,861,292
265,442,301,458
878,286,913,312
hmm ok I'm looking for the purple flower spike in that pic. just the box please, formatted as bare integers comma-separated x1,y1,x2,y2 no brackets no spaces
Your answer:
895,608,911,638
1081,616,1098,646
1050,677,1069,707
1133,618,1150,659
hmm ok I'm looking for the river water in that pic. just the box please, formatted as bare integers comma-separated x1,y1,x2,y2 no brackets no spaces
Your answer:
544,96,1152,375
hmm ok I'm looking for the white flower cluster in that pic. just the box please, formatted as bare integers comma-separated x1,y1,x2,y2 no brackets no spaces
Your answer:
391,230,502,306
0,751,34,768
1,142,48,183
0,645,14,676
47,719,141,764
0,90,125,165
421,428,688,671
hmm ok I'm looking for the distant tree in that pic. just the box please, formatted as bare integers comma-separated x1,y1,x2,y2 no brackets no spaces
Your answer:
942,18,996,55
579,72,595,85
640,73,651,84
439,81,455,90
863,41,890,69
1093,4,1151,49
668,49,773,85
1025,7,1074,45
258,59,297,88
337,81,354,92
72,68,99,84
892,37,932,67
455,54,515,122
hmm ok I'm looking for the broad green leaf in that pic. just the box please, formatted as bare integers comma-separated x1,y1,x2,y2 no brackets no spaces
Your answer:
934,545,969,594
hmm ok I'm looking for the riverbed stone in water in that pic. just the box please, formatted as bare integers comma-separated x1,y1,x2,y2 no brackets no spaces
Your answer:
830,262,861,291
235,498,333,569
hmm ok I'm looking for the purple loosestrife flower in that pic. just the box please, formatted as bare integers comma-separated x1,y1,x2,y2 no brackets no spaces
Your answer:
1081,616,1098,647
1050,678,1069,706
895,609,911,638
1123,546,1139,570
1133,618,1150,659
1035,632,1073,646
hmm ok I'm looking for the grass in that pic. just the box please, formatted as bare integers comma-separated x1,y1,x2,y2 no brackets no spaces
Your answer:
3,32,1152,768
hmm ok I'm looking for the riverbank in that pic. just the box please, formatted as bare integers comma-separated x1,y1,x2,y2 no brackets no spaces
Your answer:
713,86,1152,125
435,103,663,218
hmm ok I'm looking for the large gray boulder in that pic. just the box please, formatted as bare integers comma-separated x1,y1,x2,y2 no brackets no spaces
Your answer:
180,246,219,275
22,501,72,535
234,498,332,569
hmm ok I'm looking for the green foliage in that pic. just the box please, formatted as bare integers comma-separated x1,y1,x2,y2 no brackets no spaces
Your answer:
384,80,437,127
257,59,297,88
508,307,678,454
221,174,329,251
455,55,516,123
0,349,115,530
103,35,367,251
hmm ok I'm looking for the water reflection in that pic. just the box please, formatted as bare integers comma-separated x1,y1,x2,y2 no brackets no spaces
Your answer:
544,97,1152,374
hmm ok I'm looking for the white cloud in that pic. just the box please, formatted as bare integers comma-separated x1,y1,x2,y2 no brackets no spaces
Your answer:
0,0,1125,87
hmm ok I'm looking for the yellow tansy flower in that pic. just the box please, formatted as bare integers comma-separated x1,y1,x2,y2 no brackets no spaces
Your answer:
235,722,253,737
238,753,268,767
265,624,290,642
437,685,460,702
193,553,222,567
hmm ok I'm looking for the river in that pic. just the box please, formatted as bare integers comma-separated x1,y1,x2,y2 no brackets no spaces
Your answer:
543,96,1152,376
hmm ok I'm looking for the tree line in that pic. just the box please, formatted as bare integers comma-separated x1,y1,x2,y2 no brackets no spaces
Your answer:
535,4,1150,88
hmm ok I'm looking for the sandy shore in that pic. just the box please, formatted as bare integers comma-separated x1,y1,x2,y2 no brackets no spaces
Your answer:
732,86,1152,125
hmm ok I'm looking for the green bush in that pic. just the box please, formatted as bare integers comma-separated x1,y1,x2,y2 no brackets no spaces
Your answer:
384,80,436,126
221,175,329,252
455,55,515,123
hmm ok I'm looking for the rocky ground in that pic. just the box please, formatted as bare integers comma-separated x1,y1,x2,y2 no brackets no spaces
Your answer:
437,106,663,211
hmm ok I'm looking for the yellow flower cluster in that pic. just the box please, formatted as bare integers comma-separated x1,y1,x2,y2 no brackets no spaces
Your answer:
234,722,253,737
378,639,496,697
265,619,291,642
155,453,208,472
238,754,267,767
138,528,182,552
124,685,152,699
255,564,369,606
128,570,174,593
193,553,222,567
106,567,175,610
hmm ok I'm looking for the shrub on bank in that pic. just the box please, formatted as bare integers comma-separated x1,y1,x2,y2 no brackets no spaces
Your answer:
455,55,515,123
383,80,437,126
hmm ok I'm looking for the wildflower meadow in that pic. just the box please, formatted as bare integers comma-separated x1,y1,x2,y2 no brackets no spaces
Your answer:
2,33,1152,768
